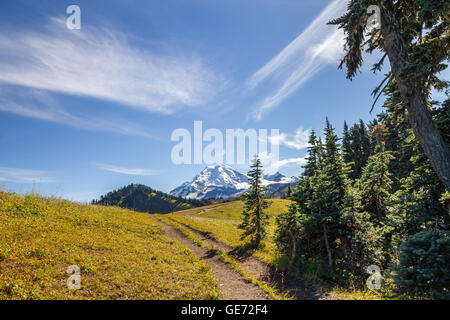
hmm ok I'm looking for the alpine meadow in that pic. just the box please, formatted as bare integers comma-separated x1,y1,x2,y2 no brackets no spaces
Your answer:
0,0,448,307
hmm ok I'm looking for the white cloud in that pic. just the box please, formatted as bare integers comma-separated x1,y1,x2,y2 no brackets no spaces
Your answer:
268,157,307,173
258,148,307,174
95,163,161,176
0,167,54,183
257,127,310,173
258,151,307,174
0,17,220,115
0,87,158,139
270,126,311,150
248,0,348,120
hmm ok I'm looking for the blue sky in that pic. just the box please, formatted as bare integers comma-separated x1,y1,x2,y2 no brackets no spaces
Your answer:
0,0,445,202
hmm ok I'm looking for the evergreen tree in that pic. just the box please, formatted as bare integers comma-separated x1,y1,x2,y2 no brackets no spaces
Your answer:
291,130,323,216
289,119,350,271
274,102,449,294
322,118,350,208
394,99,450,236
357,145,395,219
330,0,450,190
342,121,352,165
307,170,339,270
238,156,271,247
342,120,373,180
374,83,415,190
302,130,321,178
274,203,301,268
336,187,387,286
286,184,292,198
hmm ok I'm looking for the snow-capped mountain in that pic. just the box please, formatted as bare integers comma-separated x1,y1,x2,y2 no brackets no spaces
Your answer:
170,164,298,200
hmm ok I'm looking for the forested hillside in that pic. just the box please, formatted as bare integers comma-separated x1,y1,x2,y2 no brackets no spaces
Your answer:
271,1,449,299
92,184,210,214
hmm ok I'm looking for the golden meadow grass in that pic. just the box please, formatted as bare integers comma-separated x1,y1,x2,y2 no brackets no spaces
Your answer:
0,192,218,300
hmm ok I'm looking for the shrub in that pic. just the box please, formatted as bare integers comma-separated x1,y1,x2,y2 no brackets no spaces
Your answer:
394,230,450,299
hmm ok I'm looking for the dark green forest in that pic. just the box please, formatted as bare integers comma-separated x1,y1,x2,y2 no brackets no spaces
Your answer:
92,184,210,214
275,99,449,299
274,0,449,299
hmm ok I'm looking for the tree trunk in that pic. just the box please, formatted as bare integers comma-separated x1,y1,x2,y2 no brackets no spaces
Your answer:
380,3,450,191
256,196,261,246
288,230,297,267
322,224,332,269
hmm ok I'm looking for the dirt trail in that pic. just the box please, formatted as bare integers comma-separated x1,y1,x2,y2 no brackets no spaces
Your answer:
194,205,222,215
152,216,270,300
171,218,336,300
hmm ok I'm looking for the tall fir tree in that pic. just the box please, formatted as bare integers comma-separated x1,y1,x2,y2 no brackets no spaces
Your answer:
394,99,450,235
288,119,350,271
342,121,352,165
343,120,373,180
322,118,350,208
291,130,322,216
238,156,271,247
374,82,415,191
274,203,301,268
357,143,395,220
302,130,321,178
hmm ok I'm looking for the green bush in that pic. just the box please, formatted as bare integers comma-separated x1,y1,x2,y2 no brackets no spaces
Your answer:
394,230,450,299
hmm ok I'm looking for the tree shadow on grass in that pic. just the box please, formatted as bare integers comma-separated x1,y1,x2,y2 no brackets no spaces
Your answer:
229,241,263,261
230,242,329,300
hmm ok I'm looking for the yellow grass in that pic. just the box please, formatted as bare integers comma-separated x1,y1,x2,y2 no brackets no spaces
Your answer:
0,192,218,300
330,287,386,300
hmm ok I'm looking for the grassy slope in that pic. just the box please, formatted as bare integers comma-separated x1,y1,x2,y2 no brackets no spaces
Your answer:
168,199,292,263
0,192,218,300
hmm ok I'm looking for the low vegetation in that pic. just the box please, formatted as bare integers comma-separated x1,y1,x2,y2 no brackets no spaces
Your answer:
0,192,218,300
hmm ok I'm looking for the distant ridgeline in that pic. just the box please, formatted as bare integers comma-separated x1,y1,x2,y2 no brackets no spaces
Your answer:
92,184,210,214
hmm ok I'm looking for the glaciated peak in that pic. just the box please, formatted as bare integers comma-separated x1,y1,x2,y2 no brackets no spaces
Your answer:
170,165,296,200
263,172,285,182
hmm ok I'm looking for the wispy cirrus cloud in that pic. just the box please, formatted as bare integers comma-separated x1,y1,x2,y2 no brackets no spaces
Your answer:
258,152,307,174
268,157,307,173
95,163,161,176
258,126,311,173
270,126,311,150
0,17,220,115
0,87,158,139
0,167,54,183
248,0,348,120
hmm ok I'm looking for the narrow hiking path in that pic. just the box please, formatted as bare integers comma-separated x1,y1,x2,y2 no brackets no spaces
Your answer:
168,217,337,300
192,204,223,215
152,216,270,300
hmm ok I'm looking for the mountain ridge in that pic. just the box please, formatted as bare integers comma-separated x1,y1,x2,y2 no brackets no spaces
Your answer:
93,184,210,213
170,164,298,199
